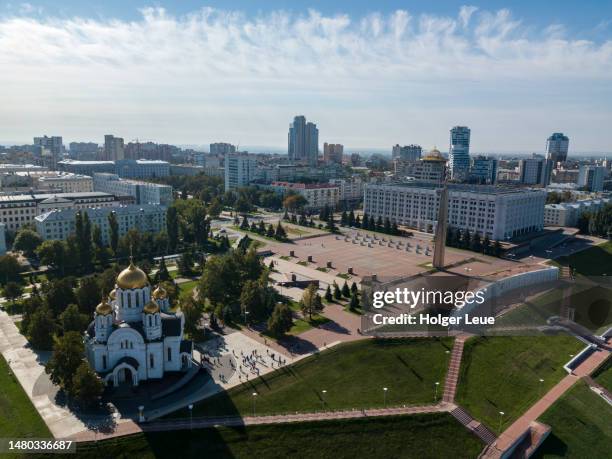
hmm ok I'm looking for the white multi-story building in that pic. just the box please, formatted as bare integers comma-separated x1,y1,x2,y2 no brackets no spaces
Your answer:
328,177,364,202
0,192,120,232
449,126,470,181
34,136,63,169
544,198,610,227
37,172,94,193
267,182,340,210
35,204,167,243
577,165,605,192
93,173,173,206
364,182,546,240
224,152,257,191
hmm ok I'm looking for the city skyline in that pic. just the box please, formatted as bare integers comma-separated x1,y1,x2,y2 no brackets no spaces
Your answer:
1,3,612,151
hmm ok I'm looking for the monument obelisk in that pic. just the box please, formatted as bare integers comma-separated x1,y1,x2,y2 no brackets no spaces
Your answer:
433,185,449,269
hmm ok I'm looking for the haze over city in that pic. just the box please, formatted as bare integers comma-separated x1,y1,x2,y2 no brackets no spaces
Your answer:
1,1,612,153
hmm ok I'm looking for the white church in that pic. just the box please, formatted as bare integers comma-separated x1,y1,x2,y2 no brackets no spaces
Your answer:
85,260,193,387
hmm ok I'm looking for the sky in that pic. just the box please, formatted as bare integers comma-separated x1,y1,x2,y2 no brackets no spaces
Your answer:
1,1,611,153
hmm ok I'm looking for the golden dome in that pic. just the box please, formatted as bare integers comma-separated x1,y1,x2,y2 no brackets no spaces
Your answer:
109,288,117,300
422,148,446,162
152,286,167,300
95,301,113,316
116,262,149,290
143,300,160,315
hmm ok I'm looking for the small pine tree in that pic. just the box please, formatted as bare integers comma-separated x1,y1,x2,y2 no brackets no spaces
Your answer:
350,281,358,295
340,211,348,226
349,292,360,311
266,224,275,238
333,282,342,300
341,281,350,298
348,210,356,227
240,215,249,230
324,285,333,302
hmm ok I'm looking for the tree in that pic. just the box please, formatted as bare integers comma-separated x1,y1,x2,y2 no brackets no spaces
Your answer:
181,296,204,338
27,305,56,350
340,211,348,226
2,281,23,304
266,224,275,238
75,211,93,272
240,215,250,230
240,279,269,323
283,194,308,212
45,331,85,394
42,277,77,316
108,211,119,255
36,240,67,275
13,229,43,257
341,281,350,298
355,215,361,228
178,250,195,277
59,304,88,334
72,362,104,407
324,285,333,302
267,303,293,338
257,220,266,234
383,217,391,234
75,276,101,315
92,225,110,267
348,210,356,227
493,240,502,257
482,235,491,255
326,213,337,233
350,282,358,295
0,254,22,285
349,292,360,311
333,282,342,300
300,283,324,321
275,221,287,240
207,197,223,218
155,257,171,283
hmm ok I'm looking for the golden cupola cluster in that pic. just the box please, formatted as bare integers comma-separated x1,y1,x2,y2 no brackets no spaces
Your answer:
116,262,149,290
95,301,113,316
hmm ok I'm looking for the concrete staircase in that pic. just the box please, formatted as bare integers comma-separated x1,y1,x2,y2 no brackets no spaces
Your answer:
451,406,497,445
443,335,468,403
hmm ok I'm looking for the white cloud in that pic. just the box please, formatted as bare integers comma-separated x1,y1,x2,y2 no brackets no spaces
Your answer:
0,6,610,150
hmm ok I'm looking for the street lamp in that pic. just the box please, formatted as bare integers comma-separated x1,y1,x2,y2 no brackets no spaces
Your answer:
539,378,544,397
498,411,505,432
252,392,258,416
188,404,193,430
321,389,327,410
383,387,388,408
434,382,440,402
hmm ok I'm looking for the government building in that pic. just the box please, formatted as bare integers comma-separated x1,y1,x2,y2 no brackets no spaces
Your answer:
85,261,193,387
364,182,546,240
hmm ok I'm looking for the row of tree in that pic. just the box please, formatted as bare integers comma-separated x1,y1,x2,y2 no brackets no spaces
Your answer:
340,211,401,236
576,204,612,238
445,226,502,257
237,216,288,241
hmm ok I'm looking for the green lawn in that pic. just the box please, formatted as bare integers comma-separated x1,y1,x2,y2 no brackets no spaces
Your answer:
456,336,583,432
287,314,330,335
552,241,612,276
178,280,198,299
170,338,453,418
0,355,51,439
533,380,612,458
47,414,483,459
593,356,612,392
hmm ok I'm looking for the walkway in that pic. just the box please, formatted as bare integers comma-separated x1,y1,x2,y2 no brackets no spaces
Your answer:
70,402,453,442
0,309,91,438
481,346,611,458
443,334,469,403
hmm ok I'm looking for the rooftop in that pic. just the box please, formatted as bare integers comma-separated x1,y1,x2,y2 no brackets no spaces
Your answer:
367,181,547,196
